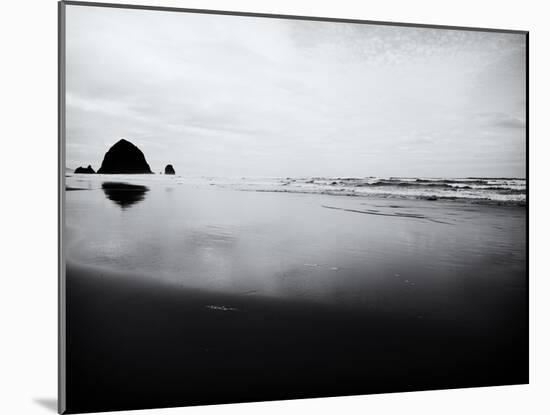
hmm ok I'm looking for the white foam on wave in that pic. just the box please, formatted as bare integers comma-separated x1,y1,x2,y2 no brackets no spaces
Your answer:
209,176,526,204
65,174,526,204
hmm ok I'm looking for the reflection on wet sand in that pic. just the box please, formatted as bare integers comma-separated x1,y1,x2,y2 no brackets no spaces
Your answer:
64,177,527,413
101,182,149,209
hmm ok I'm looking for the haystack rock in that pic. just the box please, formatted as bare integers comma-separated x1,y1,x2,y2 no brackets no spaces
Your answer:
97,139,153,174
74,165,95,174
164,164,176,175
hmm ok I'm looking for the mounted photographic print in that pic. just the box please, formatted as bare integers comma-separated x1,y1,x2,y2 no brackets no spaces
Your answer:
58,1,528,413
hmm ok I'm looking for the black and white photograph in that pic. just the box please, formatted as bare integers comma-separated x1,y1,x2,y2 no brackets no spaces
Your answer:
60,2,527,413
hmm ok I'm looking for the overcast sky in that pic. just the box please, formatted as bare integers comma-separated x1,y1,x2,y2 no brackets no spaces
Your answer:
65,5,526,178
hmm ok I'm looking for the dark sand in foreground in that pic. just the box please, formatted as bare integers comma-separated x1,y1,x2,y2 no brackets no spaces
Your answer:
66,259,527,413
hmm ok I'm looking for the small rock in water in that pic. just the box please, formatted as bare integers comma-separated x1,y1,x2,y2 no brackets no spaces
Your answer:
74,165,95,174
164,164,176,175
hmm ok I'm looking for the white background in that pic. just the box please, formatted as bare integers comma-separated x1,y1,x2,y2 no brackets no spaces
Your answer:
0,0,545,414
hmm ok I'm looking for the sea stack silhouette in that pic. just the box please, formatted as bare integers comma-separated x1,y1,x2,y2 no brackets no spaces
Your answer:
97,139,153,174
74,165,95,174
164,164,176,175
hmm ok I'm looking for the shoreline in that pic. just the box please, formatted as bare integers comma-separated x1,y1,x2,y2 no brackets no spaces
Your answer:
65,183,527,208
65,174,527,207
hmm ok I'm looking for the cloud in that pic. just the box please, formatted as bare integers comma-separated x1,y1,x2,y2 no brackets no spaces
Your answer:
494,116,526,130
475,112,526,129
65,4,527,178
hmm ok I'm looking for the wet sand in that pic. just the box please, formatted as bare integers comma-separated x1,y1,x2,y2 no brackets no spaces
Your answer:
65,260,527,413
63,181,527,413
